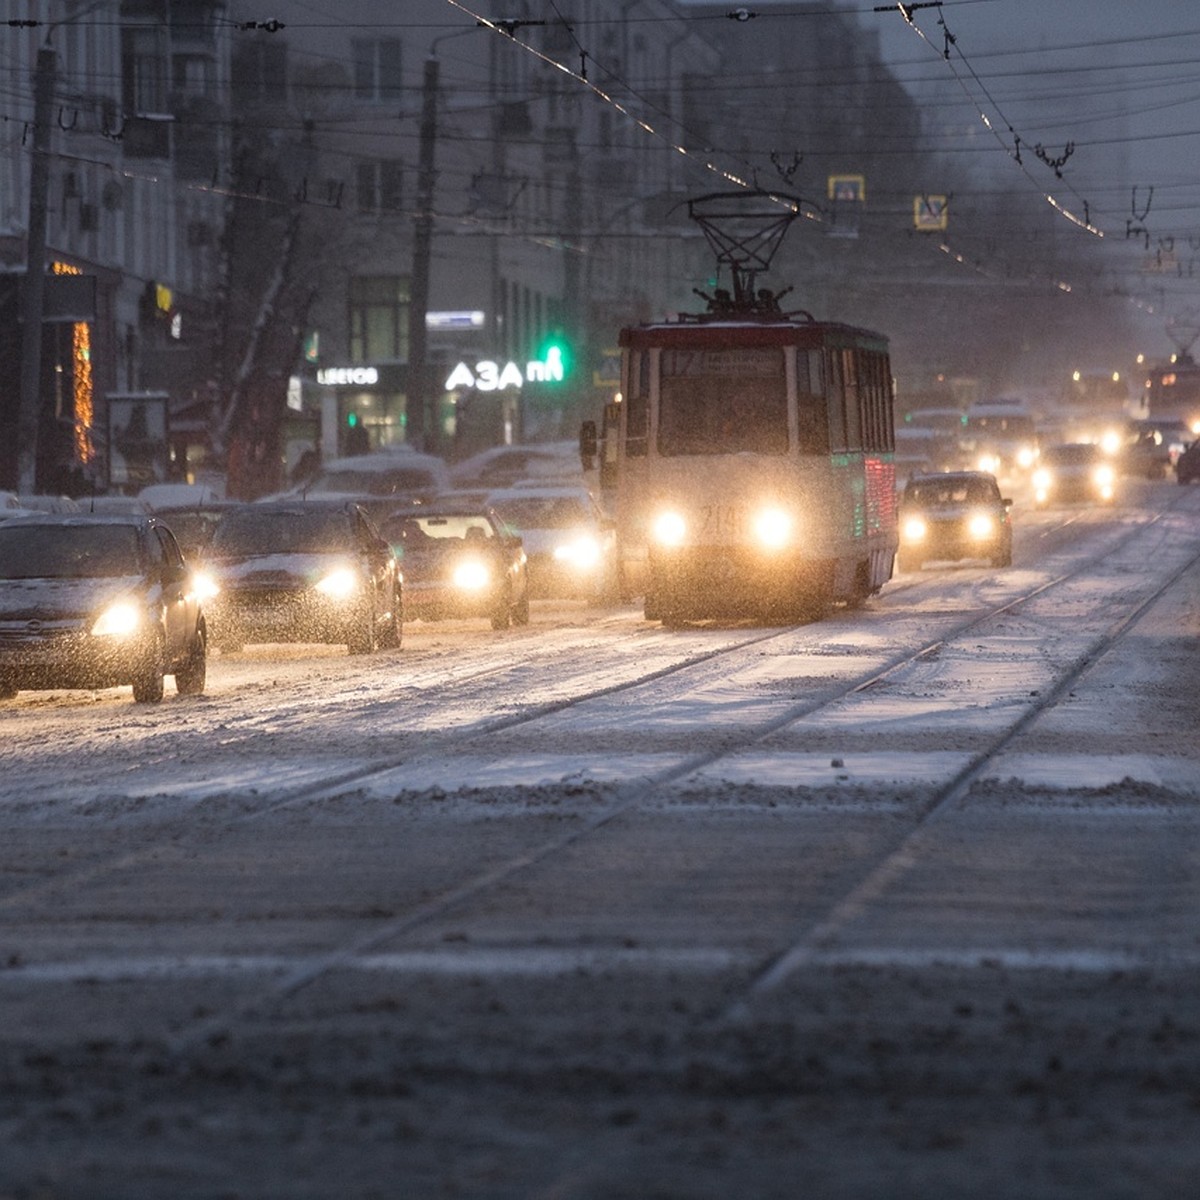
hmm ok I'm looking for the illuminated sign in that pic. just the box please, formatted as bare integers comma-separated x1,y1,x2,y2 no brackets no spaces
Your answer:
317,366,379,386
426,310,485,329
444,348,569,393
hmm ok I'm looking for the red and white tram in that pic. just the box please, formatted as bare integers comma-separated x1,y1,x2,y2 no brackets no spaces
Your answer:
584,193,898,624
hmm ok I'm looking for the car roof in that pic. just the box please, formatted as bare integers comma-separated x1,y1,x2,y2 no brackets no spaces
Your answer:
0,511,155,527
905,470,997,486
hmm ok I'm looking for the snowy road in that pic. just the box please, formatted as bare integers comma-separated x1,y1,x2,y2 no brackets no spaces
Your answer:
2,479,1199,1198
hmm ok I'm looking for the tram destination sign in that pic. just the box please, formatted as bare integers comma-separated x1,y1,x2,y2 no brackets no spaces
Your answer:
662,349,782,376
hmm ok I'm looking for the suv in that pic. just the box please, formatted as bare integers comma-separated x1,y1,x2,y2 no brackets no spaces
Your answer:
898,471,1013,572
0,514,207,702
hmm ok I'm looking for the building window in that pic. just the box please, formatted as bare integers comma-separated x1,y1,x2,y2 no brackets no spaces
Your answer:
349,276,409,362
122,25,168,115
352,38,402,103
355,161,404,213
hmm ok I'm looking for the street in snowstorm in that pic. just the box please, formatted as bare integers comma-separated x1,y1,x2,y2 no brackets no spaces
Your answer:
1,478,1198,1198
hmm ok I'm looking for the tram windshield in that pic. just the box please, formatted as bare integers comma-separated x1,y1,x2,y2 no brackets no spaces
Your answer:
657,348,788,456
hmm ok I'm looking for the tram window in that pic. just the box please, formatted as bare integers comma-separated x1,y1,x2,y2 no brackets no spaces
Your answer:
826,350,847,451
796,349,828,453
658,376,788,456
842,349,863,450
625,351,648,457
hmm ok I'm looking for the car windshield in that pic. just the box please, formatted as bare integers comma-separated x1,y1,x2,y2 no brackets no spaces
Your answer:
210,509,352,556
489,496,589,530
0,524,141,579
1044,445,1100,465
307,467,438,496
381,513,494,546
905,478,995,506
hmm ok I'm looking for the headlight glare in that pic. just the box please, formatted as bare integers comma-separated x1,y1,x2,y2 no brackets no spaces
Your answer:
91,601,142,638
652,510,687,547
191,570,220,602
553,534,602,569
753,506,792,549
1032,468,1051,490
902,515,928,543
453,559,490,590
315,566,360,599
1093,464,1115,487
967,512,995,539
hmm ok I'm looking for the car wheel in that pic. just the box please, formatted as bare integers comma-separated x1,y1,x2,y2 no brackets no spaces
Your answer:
513,589,530,626
132,634,166,703
174,626,207,696
347,601,378,654
490,587,512,630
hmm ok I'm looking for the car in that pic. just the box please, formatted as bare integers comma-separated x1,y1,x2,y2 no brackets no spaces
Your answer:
379,502,529,629
448,441,583,491
153,502,236,561
282,448,450,506
897,471,1013,572
1031,442,1117,507
1121,419,1191,479
0,513,207,703
1176,439,1200,484
198,501,401,653
486,484,619,602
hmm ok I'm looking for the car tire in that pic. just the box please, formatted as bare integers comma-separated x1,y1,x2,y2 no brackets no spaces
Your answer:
174,626,207,696
490,588,512,630
513,590,530,626
132,634,166,703
347,601,378,654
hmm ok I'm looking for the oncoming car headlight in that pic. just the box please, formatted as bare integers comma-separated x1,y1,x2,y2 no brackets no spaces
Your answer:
967,511,996,539
91,601,142,638
1016,445,1037,469
191,570,220,602
901,515,928,544
652,510,687,548
1032,467,1052,491
753,507,792,550
977,453,1001,475
314,566,361,599
553,534,602,570
1093,463,1115,488
452,559,491,590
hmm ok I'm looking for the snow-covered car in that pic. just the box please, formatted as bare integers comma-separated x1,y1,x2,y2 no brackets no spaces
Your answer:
137,482,223,510
379,502,529,629
198,501,401,653
0,492,36,522
897,471,1013,572
153,501,236,561
486,484,619,602
0,513,207,702
1032,443,1116,507
284,448,450,507
16,494,83,514
448,442,583,491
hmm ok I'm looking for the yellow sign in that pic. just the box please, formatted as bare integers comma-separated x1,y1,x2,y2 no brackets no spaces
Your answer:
914,194,948,231
828,174,865,203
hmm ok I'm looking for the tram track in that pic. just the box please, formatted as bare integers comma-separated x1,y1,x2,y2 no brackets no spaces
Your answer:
1,491,1196,1062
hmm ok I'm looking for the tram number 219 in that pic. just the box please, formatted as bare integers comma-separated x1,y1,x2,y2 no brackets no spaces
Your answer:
701,504,746,537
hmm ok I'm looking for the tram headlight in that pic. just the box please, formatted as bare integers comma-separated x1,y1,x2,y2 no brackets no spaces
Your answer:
901,515,928,544
967,511,996,540
652,510,687,548
753,506,792,550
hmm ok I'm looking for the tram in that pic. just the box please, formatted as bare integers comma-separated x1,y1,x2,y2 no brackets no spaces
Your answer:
1143,353,1200,435
582,192,898,624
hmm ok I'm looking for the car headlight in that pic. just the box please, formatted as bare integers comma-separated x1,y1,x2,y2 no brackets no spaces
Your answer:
977,453,1001,474
652,510,687,547
191,570,220,602
1093,464,1115,487
753,506,792,550
91,601,143,638
1016,446,1037,469
314,566,361,599
902,515,928,543
967,511,996,539
1099,429,1122,456
1032,468,1052,490
553,534,602,569
452,559,491,590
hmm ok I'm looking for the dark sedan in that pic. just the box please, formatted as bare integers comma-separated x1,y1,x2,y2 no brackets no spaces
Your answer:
897,471,1013,572
380,503,529,628
0,514,207,702
198,501,401,653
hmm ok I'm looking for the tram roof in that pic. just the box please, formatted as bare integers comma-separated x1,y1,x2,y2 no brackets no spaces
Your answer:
618,317,889,351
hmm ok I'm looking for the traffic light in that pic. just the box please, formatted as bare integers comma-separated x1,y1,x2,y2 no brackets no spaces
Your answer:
531,331,571,385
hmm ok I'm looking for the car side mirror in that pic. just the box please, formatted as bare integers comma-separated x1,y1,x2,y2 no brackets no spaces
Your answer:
1002,497,1013,508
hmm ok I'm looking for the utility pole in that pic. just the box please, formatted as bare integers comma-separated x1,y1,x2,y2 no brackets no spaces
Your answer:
406,54,439,451
17,45,56,493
